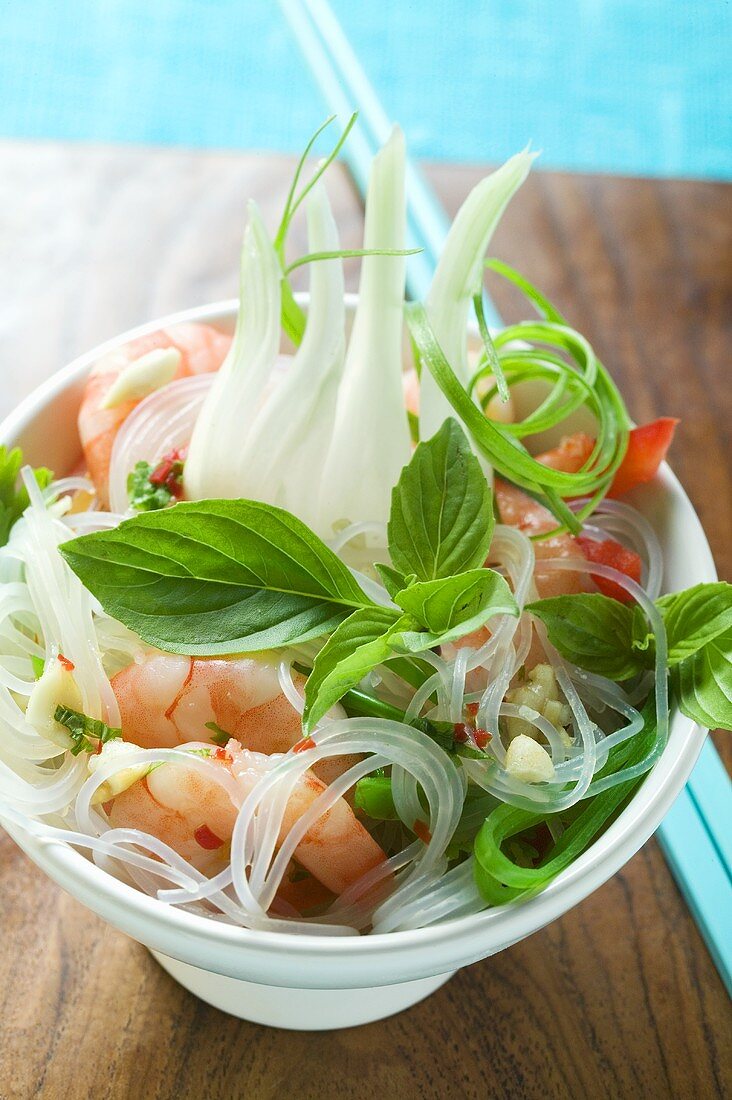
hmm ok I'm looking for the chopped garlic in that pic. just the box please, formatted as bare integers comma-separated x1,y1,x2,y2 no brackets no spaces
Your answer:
101,347,181,408
25,655,83,750
505,734,555,783
505,663,572,742
89,739,152,804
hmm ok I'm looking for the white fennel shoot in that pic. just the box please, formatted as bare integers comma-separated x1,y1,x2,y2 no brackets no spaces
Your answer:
317,125,411,537
418,150,536,450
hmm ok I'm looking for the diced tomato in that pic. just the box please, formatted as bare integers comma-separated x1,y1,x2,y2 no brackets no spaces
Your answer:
474,730,492,749
609,418,679,497
576,535,642,603
453,723,469,743
193,824,224,850
535,433,595,474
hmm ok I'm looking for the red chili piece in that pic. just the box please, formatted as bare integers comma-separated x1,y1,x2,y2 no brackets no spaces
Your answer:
474,730,492,749
149,447,186,499
58,654,75,672
452,723,469,743
193,824,224,850
293,736,316,754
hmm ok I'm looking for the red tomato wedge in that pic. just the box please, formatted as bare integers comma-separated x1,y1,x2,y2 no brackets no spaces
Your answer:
609,418,679,497
575,536,642,603
534,419,679,498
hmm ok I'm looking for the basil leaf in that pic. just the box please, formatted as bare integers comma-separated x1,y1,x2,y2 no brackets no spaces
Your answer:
394,568,517,635
303,606,404,731
303,572,515,728
674,629,732,731
388,418,493,581
375,562,408,599
60,499,371,656
527,593,641,680
656,583,732,664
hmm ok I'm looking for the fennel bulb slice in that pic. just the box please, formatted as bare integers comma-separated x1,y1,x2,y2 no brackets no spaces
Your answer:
317,125,411,540
184,201,281,501
226,182,345,530
419,149,536,448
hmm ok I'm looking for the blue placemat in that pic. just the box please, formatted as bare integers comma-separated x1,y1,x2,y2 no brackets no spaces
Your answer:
0,0,730,179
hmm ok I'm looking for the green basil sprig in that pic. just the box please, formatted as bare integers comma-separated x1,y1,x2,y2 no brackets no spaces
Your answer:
302,570,516,731
61,421,517,726
302,423,516,728
526,582,732,731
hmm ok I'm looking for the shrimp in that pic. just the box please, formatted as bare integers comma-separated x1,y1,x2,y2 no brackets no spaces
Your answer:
111,651,358,786
494,477,587,599
108,741,386,895
78,322,231,505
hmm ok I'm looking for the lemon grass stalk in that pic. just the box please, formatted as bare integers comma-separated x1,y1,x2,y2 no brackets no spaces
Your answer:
419,150,536,449
224,183,346,530
317,125,411,537
184,202,281,500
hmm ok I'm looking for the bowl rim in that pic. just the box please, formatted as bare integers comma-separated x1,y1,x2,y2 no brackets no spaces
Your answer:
0,297,715,971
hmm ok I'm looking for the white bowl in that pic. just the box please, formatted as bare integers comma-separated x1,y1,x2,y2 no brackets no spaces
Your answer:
0,299,714,1030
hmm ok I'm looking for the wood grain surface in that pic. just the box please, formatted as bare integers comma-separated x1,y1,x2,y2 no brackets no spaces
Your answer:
0,141,730,1100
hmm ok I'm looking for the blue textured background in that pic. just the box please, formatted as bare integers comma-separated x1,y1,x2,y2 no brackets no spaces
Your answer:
1,0,729,178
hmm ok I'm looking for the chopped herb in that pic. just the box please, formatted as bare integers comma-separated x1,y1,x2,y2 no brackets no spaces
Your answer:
127,449,185,512
30,655,45,680
204,720,231,746
53,705,122,756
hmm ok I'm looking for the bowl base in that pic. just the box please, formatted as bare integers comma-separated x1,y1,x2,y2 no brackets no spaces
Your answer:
150,950,455,1029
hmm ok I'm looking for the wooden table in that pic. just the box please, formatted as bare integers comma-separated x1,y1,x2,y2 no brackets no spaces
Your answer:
1,142,730,1100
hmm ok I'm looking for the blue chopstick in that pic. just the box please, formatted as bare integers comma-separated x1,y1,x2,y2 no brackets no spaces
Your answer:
280,0,732,995
290,0,505,324
657,757,732,999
